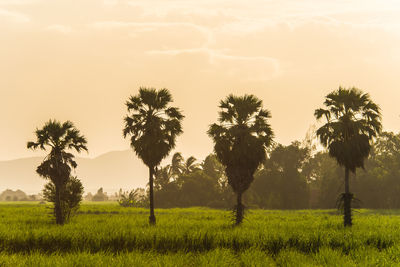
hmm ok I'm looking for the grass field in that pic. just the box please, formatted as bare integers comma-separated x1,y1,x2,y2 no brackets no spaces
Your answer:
0,202,399,266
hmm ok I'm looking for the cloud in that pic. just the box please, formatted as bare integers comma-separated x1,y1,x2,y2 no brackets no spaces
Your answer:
0,8,29,23
89,20,214,46
89,20,208,33
122,0,400,36
45,24,73,34
103,0,118,7
212,53,282,81
0,0,40,5
147,47,282,81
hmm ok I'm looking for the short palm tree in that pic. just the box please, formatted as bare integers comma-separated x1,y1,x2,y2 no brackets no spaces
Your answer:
183,156,201,174
314,87,382,226
169,152,184,179
27,120,87,225
154,165,172,191
123,87,184,225
208,94,273,225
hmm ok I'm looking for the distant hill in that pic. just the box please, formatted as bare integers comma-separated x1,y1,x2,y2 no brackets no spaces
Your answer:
0,150,148,195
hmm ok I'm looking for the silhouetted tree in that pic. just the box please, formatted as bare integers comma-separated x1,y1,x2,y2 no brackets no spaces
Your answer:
202,154,225,181
183,156,201,175
84,192,93,201
154,165,172,191
92,187,109,201
178,170,219,207
202,153,233,207
305,152,342,208
170,152,184,179
208,94,273,225
251,141,310,209
27,120,87,225
353,132,400,208
123,87,184,225
314,87,382,226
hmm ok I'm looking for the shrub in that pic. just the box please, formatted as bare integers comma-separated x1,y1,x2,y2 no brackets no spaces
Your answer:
118,188,148,208
118,190,137,207
42,176,84,223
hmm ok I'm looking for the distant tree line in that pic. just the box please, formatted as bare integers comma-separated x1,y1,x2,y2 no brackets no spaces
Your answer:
0,189,41,201
149,132,400,211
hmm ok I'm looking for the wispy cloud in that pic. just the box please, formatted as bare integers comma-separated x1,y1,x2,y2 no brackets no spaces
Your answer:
89,21,209,34
0,0,40,5
124,0,400,35
89,20,214,44
0,8,29,23
103,0,119,6
45,24,73,34
147,47,282,81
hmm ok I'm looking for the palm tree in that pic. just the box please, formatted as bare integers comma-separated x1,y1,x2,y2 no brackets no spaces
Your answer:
27,120,87,225
208,94,274,225
169,152,184,178
314,87,382,226
123,87,184,225
183,156,201,174
154,165,172,191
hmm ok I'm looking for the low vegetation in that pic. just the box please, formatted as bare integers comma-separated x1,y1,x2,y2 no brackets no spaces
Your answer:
0,203,399,266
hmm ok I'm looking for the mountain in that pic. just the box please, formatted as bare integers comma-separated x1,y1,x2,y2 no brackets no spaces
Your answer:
0,150,148,195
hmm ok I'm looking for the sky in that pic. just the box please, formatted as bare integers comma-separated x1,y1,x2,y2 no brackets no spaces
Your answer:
1,0,400,161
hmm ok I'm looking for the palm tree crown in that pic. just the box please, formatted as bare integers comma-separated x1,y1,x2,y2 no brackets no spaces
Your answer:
183,156,201,174
123,88,184,169
27,120,88,182
170,152,184,178
314,87,382,172
208,94,274,194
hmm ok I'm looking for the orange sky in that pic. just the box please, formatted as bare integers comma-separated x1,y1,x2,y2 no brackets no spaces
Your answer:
1,0,400,161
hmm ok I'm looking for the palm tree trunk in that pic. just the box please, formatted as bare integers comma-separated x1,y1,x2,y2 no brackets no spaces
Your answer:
344,167,352,227
235,192,244,225
55,184,63,225
149,166,156,225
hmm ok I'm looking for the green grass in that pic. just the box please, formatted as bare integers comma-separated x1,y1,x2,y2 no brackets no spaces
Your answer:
0,202,399,266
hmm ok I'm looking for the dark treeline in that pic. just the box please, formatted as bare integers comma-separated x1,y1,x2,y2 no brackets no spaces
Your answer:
152,132,400,210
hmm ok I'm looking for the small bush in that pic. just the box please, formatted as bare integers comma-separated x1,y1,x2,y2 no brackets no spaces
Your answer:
118,190,137,207
42,176,84,223
118,189,148,208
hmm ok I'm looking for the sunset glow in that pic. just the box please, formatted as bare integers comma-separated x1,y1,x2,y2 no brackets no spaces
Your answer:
1,0,400,161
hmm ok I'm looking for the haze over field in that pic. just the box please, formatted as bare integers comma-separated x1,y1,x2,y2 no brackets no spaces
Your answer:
0,150,147,194
1,1,400,169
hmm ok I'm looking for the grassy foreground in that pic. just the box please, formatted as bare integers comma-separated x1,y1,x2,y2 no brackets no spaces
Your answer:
0,203,399,266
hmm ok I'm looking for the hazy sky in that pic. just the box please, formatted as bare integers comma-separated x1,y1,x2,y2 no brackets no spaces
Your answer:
1,0,400,161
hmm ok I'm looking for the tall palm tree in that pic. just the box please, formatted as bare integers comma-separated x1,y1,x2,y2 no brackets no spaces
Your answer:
208,94,273,225
123,87,184,225
27,120,87,225
314,87,382,226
